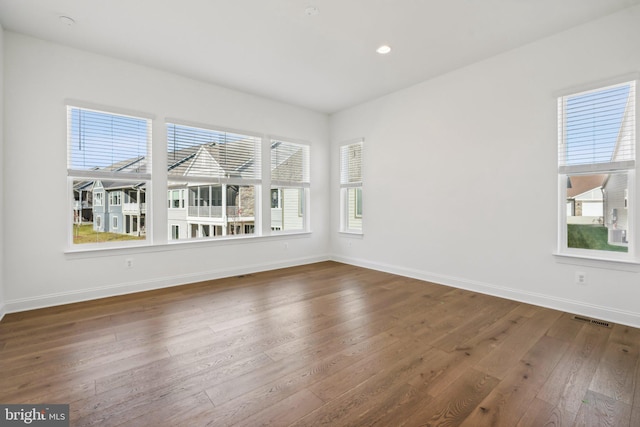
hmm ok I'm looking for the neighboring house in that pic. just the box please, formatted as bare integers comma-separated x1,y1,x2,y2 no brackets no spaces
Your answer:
601,95,634,246
270,187,304,231
270,143,306,232
73,180,94,224
602,173,628,244
83,138,306,240
92,180,147,236
167,143,257,239
566,174,605,225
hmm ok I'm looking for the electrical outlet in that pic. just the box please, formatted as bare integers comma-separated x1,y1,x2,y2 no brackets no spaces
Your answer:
125,258,134,269
575,271,587,285
284,242,289,250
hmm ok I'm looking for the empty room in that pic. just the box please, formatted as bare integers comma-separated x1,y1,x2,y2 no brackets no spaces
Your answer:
1,1,640,426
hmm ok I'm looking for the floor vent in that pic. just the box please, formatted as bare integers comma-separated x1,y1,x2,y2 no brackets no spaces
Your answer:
572,315,613,328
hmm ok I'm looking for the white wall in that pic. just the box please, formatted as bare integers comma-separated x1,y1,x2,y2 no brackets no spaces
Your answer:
330,6,640,327
3,32,330,312
0,25,5,320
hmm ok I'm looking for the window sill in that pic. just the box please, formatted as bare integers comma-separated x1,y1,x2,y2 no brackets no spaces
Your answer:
339,231,363,238
65,231,312,259
553,252,640,272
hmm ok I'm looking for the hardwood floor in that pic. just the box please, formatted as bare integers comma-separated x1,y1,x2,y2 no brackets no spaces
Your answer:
1,261,639,426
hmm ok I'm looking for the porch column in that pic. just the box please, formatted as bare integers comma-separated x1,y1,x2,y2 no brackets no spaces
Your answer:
222,184,228,236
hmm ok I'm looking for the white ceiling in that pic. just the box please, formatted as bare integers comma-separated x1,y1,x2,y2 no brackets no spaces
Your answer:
1,0,639,113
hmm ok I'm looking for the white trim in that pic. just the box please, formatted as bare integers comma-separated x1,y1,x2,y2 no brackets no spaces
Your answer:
64,231,313,257
332,255,640,329
65,99,156,121
271,181,311,188
553,253,640,271
268,134,310,147
167,176,261,186
68,170,151,181
4,255,330,315
337,137,366,147
6,255,639,329
165,117,263,140
338,231,364,238
553,72,640,99
559,160,635,175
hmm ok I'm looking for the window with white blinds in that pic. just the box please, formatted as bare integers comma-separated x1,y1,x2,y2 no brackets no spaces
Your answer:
67,105,151,247
559,81,635,174
558,80,636,258
68,106,151,178
165,122,262,240
340,140,363,233
270,140,310,232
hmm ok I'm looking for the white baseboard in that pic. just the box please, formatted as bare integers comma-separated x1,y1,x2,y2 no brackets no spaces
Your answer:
5,253,639,329
3,255,331,315
332,255,640,329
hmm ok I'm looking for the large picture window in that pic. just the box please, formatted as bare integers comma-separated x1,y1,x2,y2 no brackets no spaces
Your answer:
270,139,310,232
340,139,363,233
558,81,636,259
68,105,151,247
166,122,261,240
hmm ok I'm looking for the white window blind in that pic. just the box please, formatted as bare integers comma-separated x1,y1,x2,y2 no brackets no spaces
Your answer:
167,123,261,183
67,106,151,179
271,140,310,186
558,81,636,174
340,141,363,186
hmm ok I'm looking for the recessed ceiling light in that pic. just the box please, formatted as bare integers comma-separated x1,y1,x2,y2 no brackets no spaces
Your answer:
305,6,319,16
376,45,392,55
59,15,76,26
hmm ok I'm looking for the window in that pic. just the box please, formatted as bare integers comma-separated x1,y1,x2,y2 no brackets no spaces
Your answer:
171,225,180,240
68,105,151,246
166,122,261,240
270,139,310,232
558,81,636,258
340,140,363,233
271,188,281,209
355,187,363,218
109,191,122,206
168,189,185,209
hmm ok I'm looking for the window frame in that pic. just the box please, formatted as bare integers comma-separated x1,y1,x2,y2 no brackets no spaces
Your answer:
269,138,311,234
165,119,263,242
557,80,637,262
66,102,153,250
339,139,364,234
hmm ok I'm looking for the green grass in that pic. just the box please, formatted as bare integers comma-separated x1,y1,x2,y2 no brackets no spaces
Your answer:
567,224,627,252
73,224,145,245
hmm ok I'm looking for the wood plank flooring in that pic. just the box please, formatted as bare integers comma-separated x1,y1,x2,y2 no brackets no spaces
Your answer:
1,261,639,426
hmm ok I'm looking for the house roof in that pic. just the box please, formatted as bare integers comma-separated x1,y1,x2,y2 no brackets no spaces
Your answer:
271,142,307,183
79,137,305,191
567,174,607,199
168,141,257,180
